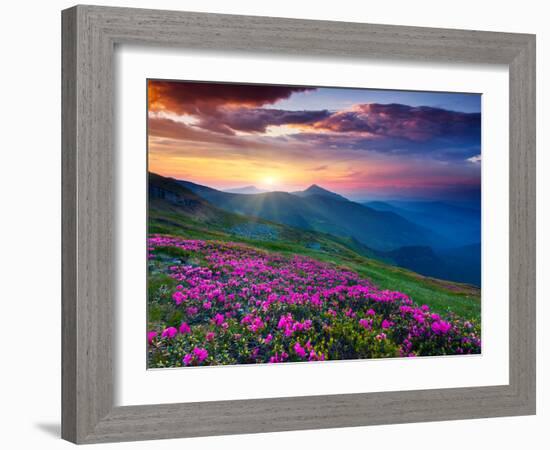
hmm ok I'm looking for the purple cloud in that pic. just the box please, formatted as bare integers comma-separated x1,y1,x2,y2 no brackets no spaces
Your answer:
312,103,481,142
210,108,331,133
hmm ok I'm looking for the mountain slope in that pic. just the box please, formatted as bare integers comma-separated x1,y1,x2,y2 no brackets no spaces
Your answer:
177,179,440,251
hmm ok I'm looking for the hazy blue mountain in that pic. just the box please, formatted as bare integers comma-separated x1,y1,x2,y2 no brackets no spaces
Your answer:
362,201,402,213
377,243,481,287
292,184,349,202
364,200,480,248
224,185,268,195
176,179,440,251
437,243,481,286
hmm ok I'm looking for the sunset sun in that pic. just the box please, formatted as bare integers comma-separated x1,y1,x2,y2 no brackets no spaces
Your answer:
262,175,277,187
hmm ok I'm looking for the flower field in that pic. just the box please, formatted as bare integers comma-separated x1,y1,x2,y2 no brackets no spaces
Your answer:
147,234,481,368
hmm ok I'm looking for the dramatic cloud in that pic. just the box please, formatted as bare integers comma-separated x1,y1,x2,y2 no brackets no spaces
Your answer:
148,116,284,151
211,108,330,133
149,80,314,115
270,103,482,159
311,103,481,142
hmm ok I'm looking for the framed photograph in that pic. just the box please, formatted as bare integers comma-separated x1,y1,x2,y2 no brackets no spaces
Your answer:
62,5,536,444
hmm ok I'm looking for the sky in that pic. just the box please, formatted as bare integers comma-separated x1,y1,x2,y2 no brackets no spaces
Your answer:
147,80,481,202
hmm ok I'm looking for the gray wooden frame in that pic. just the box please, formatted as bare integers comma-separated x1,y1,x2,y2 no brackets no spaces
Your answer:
62,4,536,444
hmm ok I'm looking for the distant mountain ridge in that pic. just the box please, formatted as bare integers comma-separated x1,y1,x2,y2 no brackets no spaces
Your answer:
224,185,268,195
364,200,481,247
175,178,440,252
377,243,481,286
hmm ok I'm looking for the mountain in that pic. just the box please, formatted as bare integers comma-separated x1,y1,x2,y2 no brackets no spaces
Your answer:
362,201,402,213
369,242,481,287
148,173,217,221
176,179,440,252
224,185,267,195
437,243,481,286
364,200,480,248
292,184,349,202
384,246,446,277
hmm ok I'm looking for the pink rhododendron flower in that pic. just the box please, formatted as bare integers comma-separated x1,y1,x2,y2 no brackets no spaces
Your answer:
213,313,225,326
269,351,289,363
172,291,186,305
147,331,157,344
308,350,325,361
206,332,215,341
381,319,393,330
413,313,425,324
431,320,452,334
161,327,178,339
294,342,307,358
249,317,265,333
179,322,191,334
193,347,208,362
359,318,372,330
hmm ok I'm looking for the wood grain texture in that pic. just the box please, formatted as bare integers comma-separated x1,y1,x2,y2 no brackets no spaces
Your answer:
61,7,77,443
61,4,536,444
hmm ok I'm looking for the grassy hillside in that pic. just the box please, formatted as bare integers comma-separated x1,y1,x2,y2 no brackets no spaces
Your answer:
149,174,480,321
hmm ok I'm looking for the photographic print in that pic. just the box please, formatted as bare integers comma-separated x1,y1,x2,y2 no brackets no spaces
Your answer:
146,80,482,368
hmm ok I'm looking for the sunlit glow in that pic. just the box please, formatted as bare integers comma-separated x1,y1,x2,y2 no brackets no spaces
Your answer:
264,124,300,137
262,176,276,186
149,110,199,126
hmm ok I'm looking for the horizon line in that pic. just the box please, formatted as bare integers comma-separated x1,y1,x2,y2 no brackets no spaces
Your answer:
149,171,481,204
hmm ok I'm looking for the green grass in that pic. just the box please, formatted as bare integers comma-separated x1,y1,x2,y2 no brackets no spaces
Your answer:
149,206,481,321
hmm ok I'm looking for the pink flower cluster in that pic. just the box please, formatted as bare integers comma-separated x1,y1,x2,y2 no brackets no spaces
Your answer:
147,235,481,367
182,347,209,366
